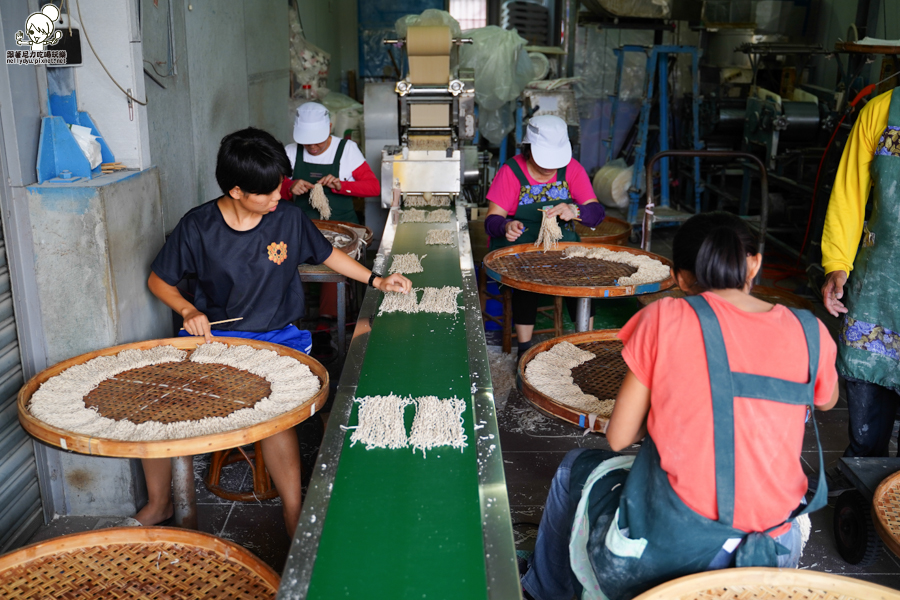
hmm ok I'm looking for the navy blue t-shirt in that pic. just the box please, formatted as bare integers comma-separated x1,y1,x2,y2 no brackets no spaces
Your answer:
151,199,334,332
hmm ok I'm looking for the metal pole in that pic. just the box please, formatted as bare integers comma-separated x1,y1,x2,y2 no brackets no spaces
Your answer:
337,281,347,363
575,298,591,333
645,150,769,281
172,455,197,529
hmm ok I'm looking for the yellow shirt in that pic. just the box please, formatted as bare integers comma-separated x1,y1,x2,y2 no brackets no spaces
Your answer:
821,90,892,275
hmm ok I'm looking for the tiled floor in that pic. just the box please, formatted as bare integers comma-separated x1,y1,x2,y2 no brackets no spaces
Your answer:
21,228,900,592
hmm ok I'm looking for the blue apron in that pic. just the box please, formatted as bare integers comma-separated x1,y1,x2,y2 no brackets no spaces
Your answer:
568,295,827,600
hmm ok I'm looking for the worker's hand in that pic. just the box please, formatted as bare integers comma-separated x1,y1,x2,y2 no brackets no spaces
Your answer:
181,309,213,343
544,203,578,222
290,179,315,195
376,273,413,294
822,270,849,318
505,220,525,242
318,174,342,192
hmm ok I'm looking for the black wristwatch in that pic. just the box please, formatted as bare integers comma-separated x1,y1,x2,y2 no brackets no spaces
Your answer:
368,271,382,287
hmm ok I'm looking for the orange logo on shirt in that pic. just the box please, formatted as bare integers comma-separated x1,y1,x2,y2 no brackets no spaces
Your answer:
267,241,287,265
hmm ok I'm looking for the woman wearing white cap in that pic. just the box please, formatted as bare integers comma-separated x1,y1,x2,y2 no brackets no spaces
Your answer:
282,103,379,223
484,115,605,355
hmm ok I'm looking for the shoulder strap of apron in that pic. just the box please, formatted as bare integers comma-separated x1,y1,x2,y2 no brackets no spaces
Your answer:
558,164,567,181
506,158,530,187
684,295,827,526
889,88,900,125
334,137,348,165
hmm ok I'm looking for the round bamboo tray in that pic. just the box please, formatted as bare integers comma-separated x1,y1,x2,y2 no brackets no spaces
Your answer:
17,337,329,459
631,566,900,600
483,242,675,298
574,215,631,245
330,219,374,248
873,470,900,559
517,330,624,433
312,220,361,254
0,527,280,599
637,285,815,312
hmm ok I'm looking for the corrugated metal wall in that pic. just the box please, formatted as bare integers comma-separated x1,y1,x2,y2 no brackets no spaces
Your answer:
0,227,41,552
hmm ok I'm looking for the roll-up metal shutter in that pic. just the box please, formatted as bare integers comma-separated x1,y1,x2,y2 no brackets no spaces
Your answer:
0,230,41,552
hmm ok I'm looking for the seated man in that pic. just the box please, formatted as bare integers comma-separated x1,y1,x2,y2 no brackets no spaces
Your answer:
140,127,411,534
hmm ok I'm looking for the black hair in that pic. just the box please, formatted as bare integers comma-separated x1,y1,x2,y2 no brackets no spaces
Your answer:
672,211,759,290
215,127,291,195
520,144,532,162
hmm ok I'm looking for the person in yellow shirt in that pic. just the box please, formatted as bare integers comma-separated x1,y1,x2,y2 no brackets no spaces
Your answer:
821,88,899,457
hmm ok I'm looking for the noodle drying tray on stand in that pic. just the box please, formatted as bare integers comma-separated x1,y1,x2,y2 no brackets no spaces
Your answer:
517,330,625,434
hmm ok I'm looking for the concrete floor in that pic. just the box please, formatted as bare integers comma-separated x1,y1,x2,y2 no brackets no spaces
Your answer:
22,227,900,592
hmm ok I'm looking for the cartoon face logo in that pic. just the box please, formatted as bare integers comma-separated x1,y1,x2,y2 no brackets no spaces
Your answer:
15,4,63,52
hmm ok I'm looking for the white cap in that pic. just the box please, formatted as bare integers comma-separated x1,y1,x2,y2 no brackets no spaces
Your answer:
292,103,331,145
523,115,571,170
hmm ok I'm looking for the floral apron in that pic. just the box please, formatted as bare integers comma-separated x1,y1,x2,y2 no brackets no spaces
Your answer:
568,295,827,600
292,137,358,224
839,88,900,388
489,159,579,251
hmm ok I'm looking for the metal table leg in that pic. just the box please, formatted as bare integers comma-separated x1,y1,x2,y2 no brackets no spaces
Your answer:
337,280,347,363
575,298,591,332
172,455,197,529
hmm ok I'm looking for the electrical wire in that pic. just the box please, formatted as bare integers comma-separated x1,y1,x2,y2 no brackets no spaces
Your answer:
72,0,148,106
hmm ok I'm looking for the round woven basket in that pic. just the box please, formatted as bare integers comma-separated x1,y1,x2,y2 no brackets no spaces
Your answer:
17,337,329,459
483,242,675,298
0,527,280,600
631,566,900,600
574,215,631,246
517,330,624,433
873,469,900,558
330,219,374,248
312,220,361,254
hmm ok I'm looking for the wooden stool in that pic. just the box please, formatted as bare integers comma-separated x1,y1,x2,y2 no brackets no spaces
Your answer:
205,442,280,502
478,263,563,354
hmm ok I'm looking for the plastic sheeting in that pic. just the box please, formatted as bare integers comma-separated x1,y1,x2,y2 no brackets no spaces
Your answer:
459,26,533,144
395,9,462,39
289,6,330,98
574,27,653,102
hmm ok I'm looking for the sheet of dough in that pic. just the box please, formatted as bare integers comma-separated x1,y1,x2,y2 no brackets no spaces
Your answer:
410,103,450,128
407,26,451,85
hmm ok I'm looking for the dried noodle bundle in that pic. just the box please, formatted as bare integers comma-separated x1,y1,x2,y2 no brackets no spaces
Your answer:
409,396,467,456
400,209,427,223
534,211,563,251
425,209,453,223
310,183,331,220
425,229,454,245
378,289,421,315
562,246,670,286
348,394,413,450
417,286,462,314
525,342,615,416
389,253,426,274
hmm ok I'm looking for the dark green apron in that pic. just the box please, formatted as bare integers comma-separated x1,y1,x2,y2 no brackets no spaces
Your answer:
569,295,827,600
839,88,900,387
292,137,359,223
489,159,579,250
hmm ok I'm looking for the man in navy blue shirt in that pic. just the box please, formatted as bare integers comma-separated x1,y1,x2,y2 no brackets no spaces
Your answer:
140,127,411,534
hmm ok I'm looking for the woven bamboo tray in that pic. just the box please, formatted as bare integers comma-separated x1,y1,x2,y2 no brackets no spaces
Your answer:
17,337,329,459
637,285,815,312
483,242,675,298
873,470,900,558
517,330,624,433
631,566,900,600
574,215,631,245
0,527,280,599
312,220,361,254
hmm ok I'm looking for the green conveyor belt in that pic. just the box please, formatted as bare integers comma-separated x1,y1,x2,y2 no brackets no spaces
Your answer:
306,218,490,599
